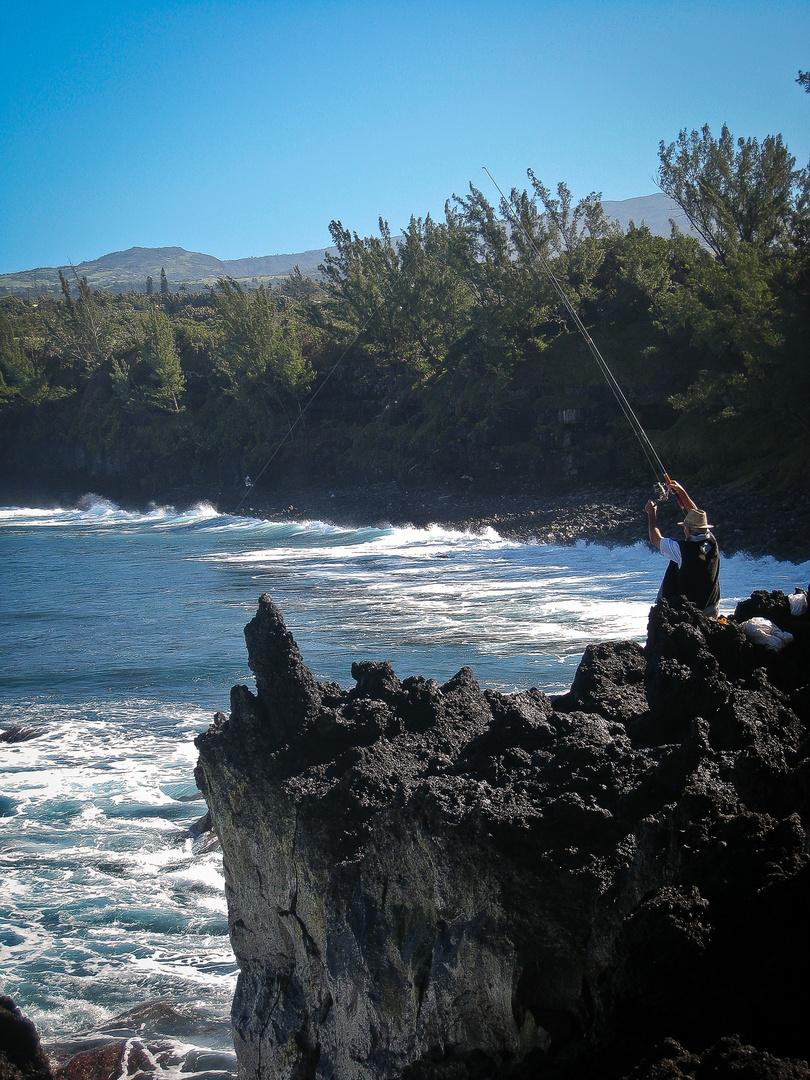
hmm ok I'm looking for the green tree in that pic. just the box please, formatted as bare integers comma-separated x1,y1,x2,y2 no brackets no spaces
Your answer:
322,213,477,384
47,271,130,375
657,124,800,261
160,268,169,295
213,278,312,430
655,124,810,479
0,304,73,409
138,306,185,411
0,305,30,404
661,243,782,370
597,224,675,322
447,185,515,309
484,175,619,331
527,172,616,255
278,267,322,302
657,236,810,480
1,307,40,406
393,213,475,374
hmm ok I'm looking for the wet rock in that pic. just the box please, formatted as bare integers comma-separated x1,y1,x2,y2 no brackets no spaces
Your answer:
0,726,41,743
0,996,52,1080
94,1002,221,1040
187,810,212,837
52,1041,154,1080
732,591,810,715
44,1001,233,1080
243,595,322,738
177,1049,237,1073
693,1036,810,1079
195,594,810,1080
186,810,220,851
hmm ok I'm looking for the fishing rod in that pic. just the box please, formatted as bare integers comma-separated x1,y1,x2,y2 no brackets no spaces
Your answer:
482,167,681,506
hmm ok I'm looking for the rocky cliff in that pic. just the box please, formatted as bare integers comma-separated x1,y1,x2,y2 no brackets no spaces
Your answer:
194,592,810,1080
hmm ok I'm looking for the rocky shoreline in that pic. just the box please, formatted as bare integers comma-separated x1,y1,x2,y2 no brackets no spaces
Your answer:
3,475,809,563
228,478,810,564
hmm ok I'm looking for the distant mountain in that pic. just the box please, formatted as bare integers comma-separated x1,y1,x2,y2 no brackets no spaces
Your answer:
0,244,336,298
602,193,696,237
0,194,694,298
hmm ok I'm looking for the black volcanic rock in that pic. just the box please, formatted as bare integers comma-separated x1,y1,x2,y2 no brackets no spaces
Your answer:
0,997,52,1080
195,593,810,1080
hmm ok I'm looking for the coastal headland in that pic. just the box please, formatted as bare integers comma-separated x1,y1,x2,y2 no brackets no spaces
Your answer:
193,591,810,1079
3,568,810,1079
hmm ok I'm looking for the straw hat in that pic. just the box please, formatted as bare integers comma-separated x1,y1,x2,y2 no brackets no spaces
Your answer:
679,508,713,530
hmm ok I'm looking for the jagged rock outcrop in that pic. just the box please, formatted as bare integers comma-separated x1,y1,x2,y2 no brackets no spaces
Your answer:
194,593,810,1080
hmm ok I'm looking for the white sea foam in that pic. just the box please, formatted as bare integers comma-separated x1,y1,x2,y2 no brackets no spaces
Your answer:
0,506,72,520
0,499,225,531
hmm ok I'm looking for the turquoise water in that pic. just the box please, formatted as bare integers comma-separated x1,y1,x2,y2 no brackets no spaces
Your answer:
1,498,807,1069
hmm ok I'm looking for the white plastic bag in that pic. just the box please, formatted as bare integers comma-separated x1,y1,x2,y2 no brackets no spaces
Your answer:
788,588,808,617
740,617,794,651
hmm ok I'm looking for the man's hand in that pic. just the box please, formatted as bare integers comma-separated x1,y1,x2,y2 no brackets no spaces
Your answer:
666,480,697,512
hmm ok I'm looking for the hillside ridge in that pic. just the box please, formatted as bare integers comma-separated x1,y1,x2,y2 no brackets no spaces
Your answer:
0,193,690,297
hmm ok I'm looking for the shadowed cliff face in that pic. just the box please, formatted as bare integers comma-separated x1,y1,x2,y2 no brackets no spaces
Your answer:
194,593,810,1080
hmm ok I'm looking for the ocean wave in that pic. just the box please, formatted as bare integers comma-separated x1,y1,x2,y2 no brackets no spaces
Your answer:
0,498,223,530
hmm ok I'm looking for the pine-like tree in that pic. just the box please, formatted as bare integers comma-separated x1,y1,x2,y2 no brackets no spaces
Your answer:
139,306,184,411
160,268,169,294
657,124,799,261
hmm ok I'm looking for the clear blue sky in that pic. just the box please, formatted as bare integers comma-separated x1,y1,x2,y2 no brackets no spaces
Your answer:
1,0,807,274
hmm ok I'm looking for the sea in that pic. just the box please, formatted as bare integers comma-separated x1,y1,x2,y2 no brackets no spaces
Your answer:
2,497,808,1076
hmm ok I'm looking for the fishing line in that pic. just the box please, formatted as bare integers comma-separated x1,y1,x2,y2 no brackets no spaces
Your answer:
234,303,379,511
482,167,671,487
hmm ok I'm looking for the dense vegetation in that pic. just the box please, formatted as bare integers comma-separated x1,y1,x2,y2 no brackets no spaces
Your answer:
2,122,808,502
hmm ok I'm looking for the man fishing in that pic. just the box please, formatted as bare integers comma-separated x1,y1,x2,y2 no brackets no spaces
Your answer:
645,480,720,617
487,173,718,621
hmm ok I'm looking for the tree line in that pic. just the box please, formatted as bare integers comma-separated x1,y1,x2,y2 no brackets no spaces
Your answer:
1,121,808,498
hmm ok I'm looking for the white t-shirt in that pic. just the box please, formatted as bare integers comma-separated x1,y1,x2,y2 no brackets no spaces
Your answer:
659,532,711,567
659,536,682,566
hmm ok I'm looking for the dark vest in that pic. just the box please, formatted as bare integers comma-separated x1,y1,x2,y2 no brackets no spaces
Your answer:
661,534,720,612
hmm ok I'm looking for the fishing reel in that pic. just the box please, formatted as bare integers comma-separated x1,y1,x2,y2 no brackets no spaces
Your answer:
653,481,669,503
